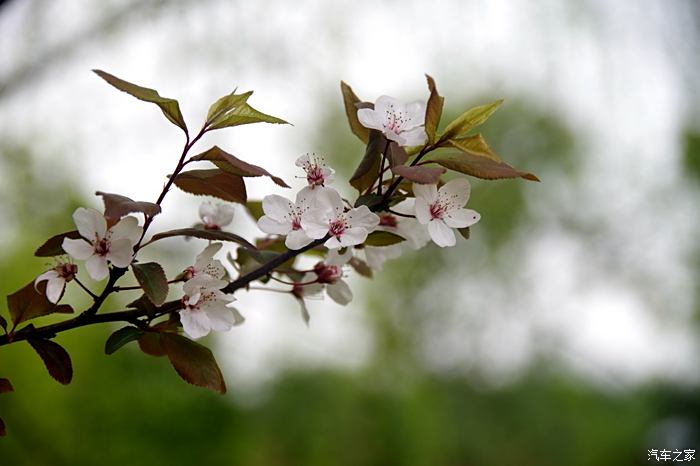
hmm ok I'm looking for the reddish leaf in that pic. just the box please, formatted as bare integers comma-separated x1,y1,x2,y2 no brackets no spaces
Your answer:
126,293,158,317
138,332,166,357
391,165,446,184
340,81,370,144
173,169,247,204
350,130,385,193
7,281,73,327
0,314,7,332
131,262,169,306
190,146,289,188
149,227,256,250
34,231,81,257
458,227,471,240
388,142,408,168
425,74,444,144
28,339,73,385
160,333,226,394
105,326,143,355
349,257,373,278
427,152,540,181
0,378,13,394
95,191,161,223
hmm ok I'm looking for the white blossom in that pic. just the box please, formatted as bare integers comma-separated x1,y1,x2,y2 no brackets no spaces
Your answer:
301,188,379,249
182,243,226,282
295,153,335,189
293,249,353,307
257,190,314,250
413,179,480,248
62,208,142,281
199,202,234,230
179,275,243,339
357,95,427,146
34,262,77,304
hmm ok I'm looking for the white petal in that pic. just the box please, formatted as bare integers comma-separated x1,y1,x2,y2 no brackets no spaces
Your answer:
399,126,427,147
413,197,432,225
412,183,438,204
73,207,106,240
230,307,245,326
85,255,110,281
324,235,343,249
62,238,95,261
198,202,218,221
357,108,382,130
373,95,397,116
45,277,66,304
258,215,292,235
347,205,380,230
404,101,427,129
301,210,331,239
202,305,236,332
338,227,368,247
106,238,134,268
211,204,234,226
428,220,456,248
326,248,353,266
110,216,142,244
327,280,352,305
295,153,310,167
179,309,211,339
440,178,471,207
313,187,344,215
35,270,59,286
262,194,294,221
195,242,223,265
443,208,481,228
285,229,313,250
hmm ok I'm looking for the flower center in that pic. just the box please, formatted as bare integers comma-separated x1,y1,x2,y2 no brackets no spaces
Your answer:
383,104,406,134
328,218,347,238
291,216,302,231
379,213,398,228
56,263,78,281
429,202,445,220
203,222,221,230
94,238,111,256
306,164,325,187
314,262,342,284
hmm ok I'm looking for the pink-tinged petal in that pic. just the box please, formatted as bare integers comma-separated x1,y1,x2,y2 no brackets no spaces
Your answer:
202,306,236,332
179,309,211,339
399,126,427,147
324,235,343,249
85,255,110,281
62,238,95,260
404,101,427,129
35,270,59,286
262,194,294,221
285,229,314,250
443,208,481,228
230,307,245,326
313,187,344,215
347,205,380,231
295,153,311,167
428,220,456,248
194,243,226,279
357,108,381,131
373,95,397,116
440,178,471,208
73,207,107,240
258,215,292,235
384,129,403,144
321,167,335,184
295,188,314,209
106,239,134,268
414,197,432,225
301,210,331,239
110,216,142,244
338,227,368,247
184,275,227,293
326,248,353,266
45,277,66,304
327,280,352,305
412,183,438,205
198,202,218,221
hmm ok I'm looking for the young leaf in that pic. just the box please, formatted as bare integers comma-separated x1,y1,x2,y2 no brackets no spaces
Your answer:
425,74,444,144
425,152,540,181
131,263,169,306
28,339,73,385
439,100,503,143
0,417,5,436
7,281,73,327
160,333,226,394
0,378,13,394
349,257,373,278
95,191,161,223
206,91,253,125
458,227,471,240
340,81,370,144
245,200,264,221
391,165,446,184
446,133,502,162
34,231,82,257
93,69,187,134
138,332,166,357
173,169,247,204
350,130,385,193
365,231,405,247
354,193,384,210
190,146,289,187
208,103,288,130
388,142,409,168
0,314,7,332
149,228,256,250
105,326,144,355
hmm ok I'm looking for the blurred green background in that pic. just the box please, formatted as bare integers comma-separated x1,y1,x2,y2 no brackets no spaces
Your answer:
1,0,700,464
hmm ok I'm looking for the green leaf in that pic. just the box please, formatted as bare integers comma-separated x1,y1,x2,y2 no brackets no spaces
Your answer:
7,281,73,327
93,69,187,133
245,200,264,221
446,133,502,162
391,165,445,184
340,81,370,144
105,326,144,355
131,263,169,306
149,227,256,250
126,294,157,317
34,231,81,257
95,191,161,223
350,130,385,193
209,103,288,130
28,339,73,385
160,333,226,394
439,100,503,143
354,193,384,209
190,146,289,187
206,90,253,125
425,152,540,181
0,417,5,436
173,169,247,204
364,231,405,247
0,378,13,394
425,74,444,144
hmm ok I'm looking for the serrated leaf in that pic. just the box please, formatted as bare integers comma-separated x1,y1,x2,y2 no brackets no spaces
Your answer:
425,74,444,144
95,191,161,223
364,231,405,247
93,69,187,133
206,91,253,125
131,263,168,306
127,293,157,317
34,231,81,257
439,100,503,143
349,257,373,278
190,146,289,187
388,142,409,168
446,133,502,162
160,333,226,394
105,326,143,355
209,103,288,130
245,200,264,221
138,332,166,357
28,339,72,385
340,81,370,144
426,152,539,181
391,165,446,184
173,169,247,204
350,130,385,193
7,281,73,327
354,193,384,209
0,378,13,394
149,227,256,250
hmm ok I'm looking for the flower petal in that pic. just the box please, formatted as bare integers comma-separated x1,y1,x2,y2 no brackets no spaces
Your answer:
327,280,353,305
404,101,427,129
357,108,381,131
285,229,314,250
427,220,456,248
440,178,471,208
198,202,218,221
62,238,95,261
110,215,142,245
262,194,294,221
45,277,66,304
301,210,331,239
399,126,427,147
73,207,106,240
313,187,344,215
106,238,134,268
35,270,59,286
179,309,211,339
202,305,236,332
443,208,481,228
258,215,292,235
347,205,380,231
324,235,343,249
412,183,438,204
85,255,109,281
338,227,368,247
414,197,432,225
